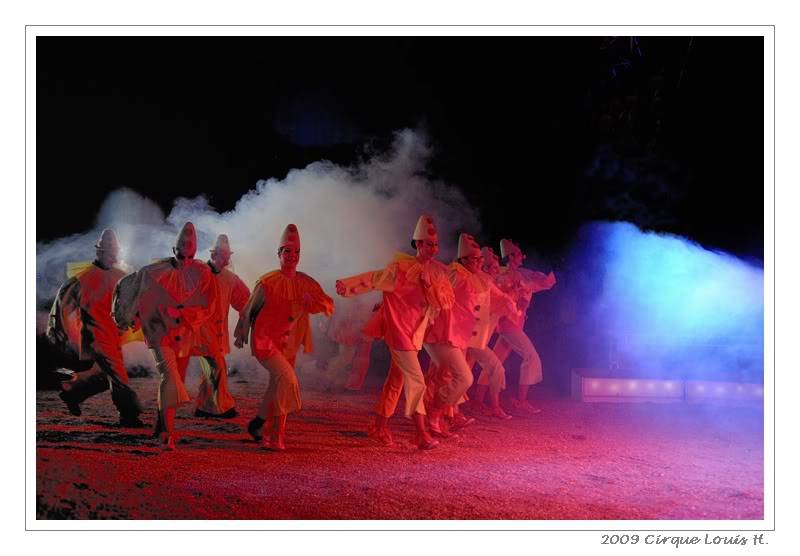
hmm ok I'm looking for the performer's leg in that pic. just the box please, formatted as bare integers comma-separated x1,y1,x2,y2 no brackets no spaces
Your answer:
59,363,109,413
423,361,440,408
389,349,437,450
366,359,402,446
501,328,542,388
345,340,372,391
324,343,356,388
474,335,507,405
256,353,301,417
93,344,143,423
149,346,191,449
499,327,543,413
492,336,513,364
424,344,474,409
254,353,300,450
468,347,511,419
390,350,427,418
423,344,472,437
373,359,404,418
195,355,236,416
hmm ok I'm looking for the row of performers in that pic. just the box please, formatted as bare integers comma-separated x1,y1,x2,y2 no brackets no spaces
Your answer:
46,216,556,451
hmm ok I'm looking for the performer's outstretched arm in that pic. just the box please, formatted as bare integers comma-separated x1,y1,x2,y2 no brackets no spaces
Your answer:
233,282,266,348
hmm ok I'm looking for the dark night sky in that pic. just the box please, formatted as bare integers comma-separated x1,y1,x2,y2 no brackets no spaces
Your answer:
36,36,765,262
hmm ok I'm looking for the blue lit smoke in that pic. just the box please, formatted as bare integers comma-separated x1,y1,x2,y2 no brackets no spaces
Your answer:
570,222,763,381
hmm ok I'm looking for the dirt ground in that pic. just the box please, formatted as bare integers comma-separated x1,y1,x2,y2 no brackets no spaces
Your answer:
35,368,764,520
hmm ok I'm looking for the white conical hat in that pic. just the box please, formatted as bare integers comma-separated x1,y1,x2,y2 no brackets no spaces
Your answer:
174,222,197,257
457,233,481,259
94,228,120,253
279,223,301,250
412,214,437,241
499,238,522,259
176,222,196,245
210,234,233,254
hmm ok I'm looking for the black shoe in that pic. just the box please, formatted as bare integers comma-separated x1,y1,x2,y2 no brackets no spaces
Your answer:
58,391,81,416
247,418,264,442
119,415,147,428
219,408,238,419
194,408,213,419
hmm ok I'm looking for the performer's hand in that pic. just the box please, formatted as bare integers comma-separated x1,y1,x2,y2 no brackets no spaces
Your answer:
234,336,246,349
335,280,346,296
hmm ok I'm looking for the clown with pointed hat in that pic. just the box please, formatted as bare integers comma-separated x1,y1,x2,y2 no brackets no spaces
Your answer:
234,223,334,451
112,221,221,450
47,228,145,427
489,238,557,416
335,214,455,450
192,234,251,419
424,233,519,425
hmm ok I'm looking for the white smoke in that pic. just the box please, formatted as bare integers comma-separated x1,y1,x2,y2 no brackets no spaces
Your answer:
36,129,480,371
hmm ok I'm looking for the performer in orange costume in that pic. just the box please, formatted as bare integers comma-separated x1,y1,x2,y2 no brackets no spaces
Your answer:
194,234,250,419
234,224,334,451
323,296,376,392
468,245,510,414
336,215,454,450
47,229,145,427
491,238,556,415
427,234,519,422
113,222,220,450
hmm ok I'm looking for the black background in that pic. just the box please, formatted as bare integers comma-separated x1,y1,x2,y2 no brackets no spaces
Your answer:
36,36,765,261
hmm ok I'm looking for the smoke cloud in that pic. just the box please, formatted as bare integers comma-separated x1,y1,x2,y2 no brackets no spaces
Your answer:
36,132,765,387
36,129,479,370
566,222,764,382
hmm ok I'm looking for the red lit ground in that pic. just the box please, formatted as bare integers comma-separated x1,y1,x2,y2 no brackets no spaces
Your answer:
36,370,764,520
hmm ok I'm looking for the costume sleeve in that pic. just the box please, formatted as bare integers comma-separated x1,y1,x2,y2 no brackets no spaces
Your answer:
338,264,397,296
302,278,335,316
526,270,557,293
234,281,266,343
112,270,146,330
230,275,251,313
489,280,519,319
47,276,80,347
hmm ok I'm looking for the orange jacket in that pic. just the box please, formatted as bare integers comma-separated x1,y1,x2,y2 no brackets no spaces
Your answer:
235,270,334,363
48,261,126,359
338,253,454,351
113,258,220,358
206,263,250,355
425,263,518,350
